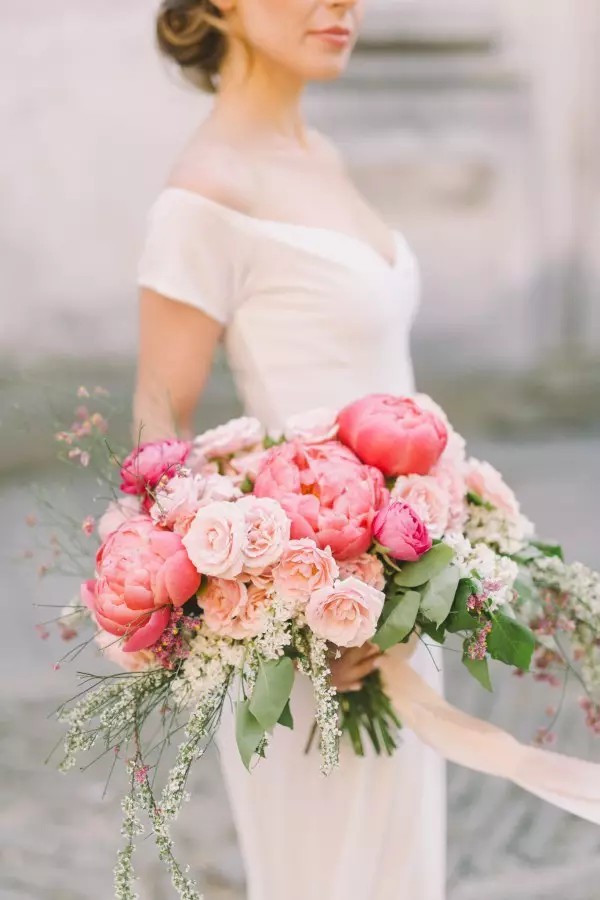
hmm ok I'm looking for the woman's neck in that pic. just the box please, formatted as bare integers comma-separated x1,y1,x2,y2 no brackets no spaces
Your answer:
211,52,309,149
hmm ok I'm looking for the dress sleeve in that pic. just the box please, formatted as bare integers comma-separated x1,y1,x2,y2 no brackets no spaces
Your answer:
137,189,239,325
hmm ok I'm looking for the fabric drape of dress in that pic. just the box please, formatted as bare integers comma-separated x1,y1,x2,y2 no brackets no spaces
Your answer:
138,187,447,900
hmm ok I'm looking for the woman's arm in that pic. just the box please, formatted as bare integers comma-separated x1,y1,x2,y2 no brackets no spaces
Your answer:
133,288,222,442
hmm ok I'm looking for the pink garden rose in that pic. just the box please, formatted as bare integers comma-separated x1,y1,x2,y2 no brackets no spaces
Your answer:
283,408,339,444
201,578,269,640
120,440,190,498
150,472,241,534
338,553,386,591
192,417,265,462
226,450,270,486
392,474,450,540
98,495,141,542
237,496,291,575
273,538,339,604
95,629,155,672
306,576,385,648
93,516,201,651
431,457,468,533
465,459,520,518
338,394,448,477
183,501,246,580
253,441,387,561
373,501,432,562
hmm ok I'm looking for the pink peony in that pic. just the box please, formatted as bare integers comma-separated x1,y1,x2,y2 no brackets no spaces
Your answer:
305,576,385,648
373,501,432,562
93,516,201,651
237,496,291,575
150,472,241,534
182,501,246,579
201,578,269,640
192,417,265,462
98,495,141,542
95,629,155,672
338,394,448,477
253,441,387,561
120,440,190,497
392,474,450,540
338,553,386,591
465,458,520,518
284,408,339,444
413,392,467,466
273,538,339,604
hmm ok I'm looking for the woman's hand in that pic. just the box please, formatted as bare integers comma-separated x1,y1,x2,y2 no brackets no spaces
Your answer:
329,643,382,693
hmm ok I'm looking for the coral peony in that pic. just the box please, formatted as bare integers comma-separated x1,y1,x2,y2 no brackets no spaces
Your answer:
98,496,141,542
338,394,447,477
253,441,387,561
306,576,385,648
120,440,190,497
93,516,201,651
373,501,432,562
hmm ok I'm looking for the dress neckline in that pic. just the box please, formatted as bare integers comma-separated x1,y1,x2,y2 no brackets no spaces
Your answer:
162,186,402,275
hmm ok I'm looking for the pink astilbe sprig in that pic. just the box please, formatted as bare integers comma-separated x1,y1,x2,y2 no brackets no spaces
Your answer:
149,608,201,671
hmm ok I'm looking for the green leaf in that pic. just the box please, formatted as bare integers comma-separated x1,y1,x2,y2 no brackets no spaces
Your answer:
462,654,493,692
419,619,446,644
419,564,461,626
249,657,295,731
446,579,479,634
487,611,536,671
393,543,455,588
278,700,294,730
235,700,264,770
530,540,564,561
373,591,421,652
467,491,494,511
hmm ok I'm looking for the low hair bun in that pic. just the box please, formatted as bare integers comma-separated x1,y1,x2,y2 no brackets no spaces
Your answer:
156,1,227,92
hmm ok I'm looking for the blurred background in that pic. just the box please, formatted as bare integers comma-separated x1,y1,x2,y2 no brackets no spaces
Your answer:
1,0,599,898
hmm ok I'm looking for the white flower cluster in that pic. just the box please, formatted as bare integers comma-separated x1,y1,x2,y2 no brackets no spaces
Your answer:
465,503,534,557
172,626,244,709
251,617,293,661
298,633,341,775
444,533,519,610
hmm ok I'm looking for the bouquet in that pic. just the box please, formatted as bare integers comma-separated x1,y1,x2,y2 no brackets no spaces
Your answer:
42,391,600,899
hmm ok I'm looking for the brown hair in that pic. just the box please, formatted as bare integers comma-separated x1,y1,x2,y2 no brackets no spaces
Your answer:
156,1,228,93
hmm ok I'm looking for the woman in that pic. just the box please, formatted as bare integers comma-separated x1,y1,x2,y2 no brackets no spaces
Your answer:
135,1,445,897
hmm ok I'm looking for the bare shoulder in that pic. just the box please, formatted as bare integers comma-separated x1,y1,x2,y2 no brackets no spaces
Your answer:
307,129,346,169
167,132,257,215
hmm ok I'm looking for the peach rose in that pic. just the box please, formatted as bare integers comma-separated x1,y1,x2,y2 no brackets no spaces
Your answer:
192,417,265,461
306,576,385,648
431,457,468,533
226,450,270,486
97,495,141,542
465,458,520,518
237,496,291,575
183,501,246,579
283,408,339,444
273,538,339,604
338,554,386,591
392,474,450,540
95,629,155,672
201,578,269,640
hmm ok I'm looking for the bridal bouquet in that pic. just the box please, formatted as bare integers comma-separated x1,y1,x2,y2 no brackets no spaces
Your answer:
43,391,600,899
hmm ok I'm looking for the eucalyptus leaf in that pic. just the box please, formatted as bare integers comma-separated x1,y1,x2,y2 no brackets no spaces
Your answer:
373,591,421,652
419,564,461,627
530,540,564,561
393,543,455,588
419,620,446,644
249,657,295,731
462,654,493,692
278,700,294,730
235,700,264,771
487,611,536,671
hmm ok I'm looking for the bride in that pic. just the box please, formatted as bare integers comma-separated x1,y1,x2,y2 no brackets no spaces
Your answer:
135,0,445,897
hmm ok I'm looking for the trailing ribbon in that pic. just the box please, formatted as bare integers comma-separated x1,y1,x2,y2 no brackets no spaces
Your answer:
381,641,600,825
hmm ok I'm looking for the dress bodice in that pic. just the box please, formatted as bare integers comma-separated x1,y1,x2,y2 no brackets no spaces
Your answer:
138,187,420,429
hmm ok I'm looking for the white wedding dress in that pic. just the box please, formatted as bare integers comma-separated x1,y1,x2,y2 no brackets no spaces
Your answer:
139,187,446,900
